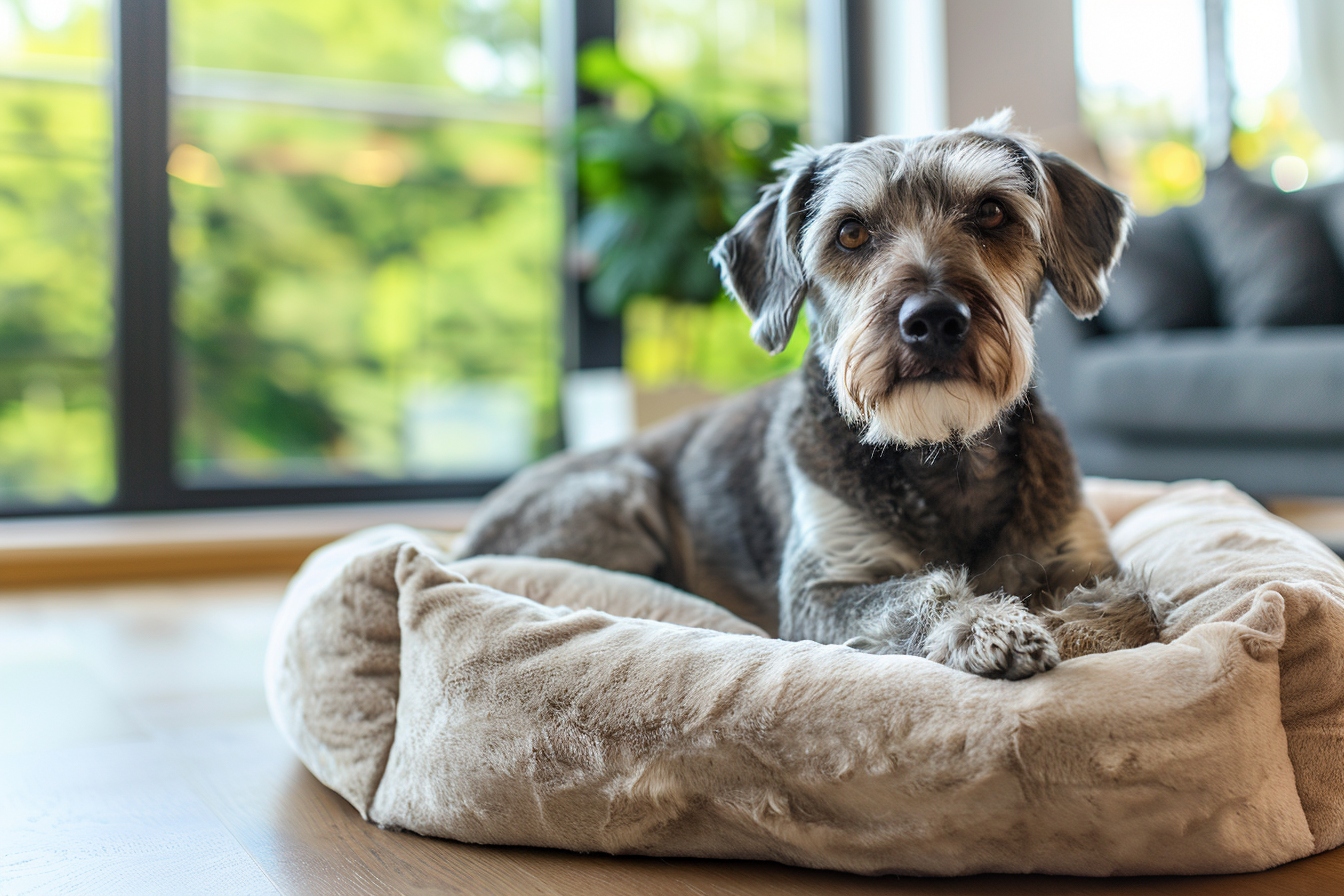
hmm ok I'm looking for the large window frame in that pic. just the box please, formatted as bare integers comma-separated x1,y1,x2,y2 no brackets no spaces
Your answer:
7,0,854,517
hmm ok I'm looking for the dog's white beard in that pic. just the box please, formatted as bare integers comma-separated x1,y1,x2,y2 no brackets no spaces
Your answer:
852,379,1019,445
830,313,1035,446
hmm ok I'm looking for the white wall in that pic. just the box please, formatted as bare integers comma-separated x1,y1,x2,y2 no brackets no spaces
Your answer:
859,0,1088,155
944,0,1081,136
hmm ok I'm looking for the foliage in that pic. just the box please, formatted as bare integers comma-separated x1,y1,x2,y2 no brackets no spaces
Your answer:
174,0,542,90
0,2,114,505
1228,90,1324,180
1078,93,1206,214
0,0,814,506
574,40,800,317
601,0,813,395
0,0,563,504
623,294,808,393
614,0,809,125
172,111,560,480
170,0,560,481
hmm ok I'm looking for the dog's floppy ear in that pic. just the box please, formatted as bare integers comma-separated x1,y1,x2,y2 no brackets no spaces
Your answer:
1040,152,1133,319
711,149,820,353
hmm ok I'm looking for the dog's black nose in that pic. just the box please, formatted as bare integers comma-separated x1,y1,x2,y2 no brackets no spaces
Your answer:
898,294,971,354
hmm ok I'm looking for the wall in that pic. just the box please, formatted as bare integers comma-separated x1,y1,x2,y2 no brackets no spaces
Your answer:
857,0,1100,169
944,0,1080,135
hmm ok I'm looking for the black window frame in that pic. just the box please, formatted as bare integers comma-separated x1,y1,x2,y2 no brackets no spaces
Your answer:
7,0,857,518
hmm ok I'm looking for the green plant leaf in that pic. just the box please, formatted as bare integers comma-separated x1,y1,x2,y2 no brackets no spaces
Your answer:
576,40,656,94
573,45,799,317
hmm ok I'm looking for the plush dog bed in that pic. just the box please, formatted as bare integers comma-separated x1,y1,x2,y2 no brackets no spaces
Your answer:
265,479,1344,876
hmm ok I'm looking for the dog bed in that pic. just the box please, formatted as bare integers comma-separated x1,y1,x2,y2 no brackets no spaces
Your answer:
264,479,1344,876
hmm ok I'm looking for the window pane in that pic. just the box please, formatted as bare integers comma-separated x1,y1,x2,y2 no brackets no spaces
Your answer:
613,0,811,396
618,0,809,123
1073,0,1208,212
1226,0,1340,189
1075,0,1342,209
170,0,559,485
0,0,114,507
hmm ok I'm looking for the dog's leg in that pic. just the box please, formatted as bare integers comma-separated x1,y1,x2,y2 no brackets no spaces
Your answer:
1040,573,1171,660
455,449,674,579
782,564,1060,680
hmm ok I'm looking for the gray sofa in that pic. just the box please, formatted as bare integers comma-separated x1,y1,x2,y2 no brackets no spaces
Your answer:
1036,165,1344,497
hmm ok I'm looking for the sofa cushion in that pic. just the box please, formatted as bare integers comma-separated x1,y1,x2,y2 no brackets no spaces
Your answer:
1302,181,1344,274
1071,327,1344,439
1099,209,1216,332
1184,164,1344,327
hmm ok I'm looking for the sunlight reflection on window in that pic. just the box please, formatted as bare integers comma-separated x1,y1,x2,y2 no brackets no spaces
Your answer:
1074,0,1207,211
1075,0,1207,125
1076,0,1344,208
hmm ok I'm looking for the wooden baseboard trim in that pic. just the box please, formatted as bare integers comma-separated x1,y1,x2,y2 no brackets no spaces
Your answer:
0,500,474,590
4,494,1338,592
1267,498,1344,555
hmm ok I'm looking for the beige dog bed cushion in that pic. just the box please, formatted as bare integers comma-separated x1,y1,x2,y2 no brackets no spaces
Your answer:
264,480,1344,876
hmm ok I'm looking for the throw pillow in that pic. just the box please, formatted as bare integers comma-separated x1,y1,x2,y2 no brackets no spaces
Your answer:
1099,208,1216,332
1184,163,1344,327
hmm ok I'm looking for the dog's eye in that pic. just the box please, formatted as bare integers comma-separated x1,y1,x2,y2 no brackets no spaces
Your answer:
975,200,1007,230
836,219,870,250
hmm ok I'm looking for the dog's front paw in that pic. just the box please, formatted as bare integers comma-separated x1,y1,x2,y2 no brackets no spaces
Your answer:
925,594,1059,680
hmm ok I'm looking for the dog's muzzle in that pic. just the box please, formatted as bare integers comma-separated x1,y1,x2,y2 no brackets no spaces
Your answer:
898,292,970,361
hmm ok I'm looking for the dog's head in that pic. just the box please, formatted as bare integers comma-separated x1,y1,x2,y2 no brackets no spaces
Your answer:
711,111,1132,446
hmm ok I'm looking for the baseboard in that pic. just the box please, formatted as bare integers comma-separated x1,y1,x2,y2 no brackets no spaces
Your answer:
0,500,474,590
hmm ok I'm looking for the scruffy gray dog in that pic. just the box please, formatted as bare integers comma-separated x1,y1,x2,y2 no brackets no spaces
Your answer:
457,113,1164,679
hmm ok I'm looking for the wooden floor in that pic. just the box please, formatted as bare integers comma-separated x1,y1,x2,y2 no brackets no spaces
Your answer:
4,577,1344,895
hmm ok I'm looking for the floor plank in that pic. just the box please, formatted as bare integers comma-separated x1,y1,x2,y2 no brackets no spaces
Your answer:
0,658,143,756
3,577,1344,894
0,721,277,896
166,722,571,896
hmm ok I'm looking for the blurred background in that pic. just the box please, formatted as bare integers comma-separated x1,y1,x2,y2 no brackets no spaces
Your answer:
1,0,1341,515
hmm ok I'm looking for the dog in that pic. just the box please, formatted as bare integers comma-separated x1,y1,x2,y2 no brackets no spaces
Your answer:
456,113,1164,679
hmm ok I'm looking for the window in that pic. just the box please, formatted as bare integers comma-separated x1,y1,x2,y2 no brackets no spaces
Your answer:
1073,0,1209,212
0,0,562,513
170,0,559,488
1074,0,1344,213
615,0,813,398
1,0,835,515
1224,0,1343,190
0,0,114,507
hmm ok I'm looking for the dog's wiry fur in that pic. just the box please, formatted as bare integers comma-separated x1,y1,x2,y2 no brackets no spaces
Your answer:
457,113,1164,679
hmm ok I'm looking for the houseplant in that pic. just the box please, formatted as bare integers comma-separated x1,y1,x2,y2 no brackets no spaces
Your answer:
572,40,808,428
